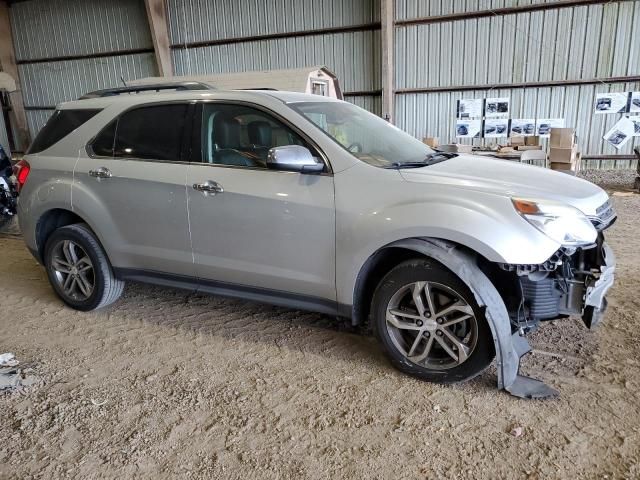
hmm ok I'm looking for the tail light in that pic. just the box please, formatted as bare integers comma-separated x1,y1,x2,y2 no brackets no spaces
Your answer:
13,159,31,192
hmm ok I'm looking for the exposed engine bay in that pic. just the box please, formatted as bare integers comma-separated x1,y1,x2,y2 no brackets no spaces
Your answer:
495,199,616,333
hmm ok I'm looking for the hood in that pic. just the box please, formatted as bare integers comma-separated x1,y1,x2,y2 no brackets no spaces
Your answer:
399,154,609,215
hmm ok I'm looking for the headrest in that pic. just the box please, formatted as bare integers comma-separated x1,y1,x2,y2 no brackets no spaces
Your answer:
214,117,241,149
248,121,272,147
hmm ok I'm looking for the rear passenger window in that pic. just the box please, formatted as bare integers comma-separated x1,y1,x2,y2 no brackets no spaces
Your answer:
114,104,187,161
28,109,101,154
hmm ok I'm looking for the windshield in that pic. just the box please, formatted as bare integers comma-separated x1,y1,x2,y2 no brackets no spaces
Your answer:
289,101,436,168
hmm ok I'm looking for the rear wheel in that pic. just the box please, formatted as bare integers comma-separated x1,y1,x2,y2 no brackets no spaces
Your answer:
372,258,494,383
44,224,124,311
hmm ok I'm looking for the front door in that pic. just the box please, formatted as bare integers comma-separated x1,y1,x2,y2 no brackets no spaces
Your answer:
186,102,336,306
74,103,193,276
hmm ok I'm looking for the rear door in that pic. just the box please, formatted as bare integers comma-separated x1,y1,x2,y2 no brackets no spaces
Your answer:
186,102,336,305
73,103,194,276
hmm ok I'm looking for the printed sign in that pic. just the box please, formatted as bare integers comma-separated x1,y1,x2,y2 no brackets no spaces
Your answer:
455,119,482,138
510,119,536,137
484,119,509,138
484,97,510,118
603,117,635,149
456,99,483,119
594,92,629,114
535,119,565,137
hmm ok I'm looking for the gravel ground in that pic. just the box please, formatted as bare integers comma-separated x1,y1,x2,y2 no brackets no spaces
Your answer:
1,176,639,479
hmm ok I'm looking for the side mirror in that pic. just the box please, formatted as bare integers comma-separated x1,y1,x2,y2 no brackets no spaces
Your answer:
267,145,324,173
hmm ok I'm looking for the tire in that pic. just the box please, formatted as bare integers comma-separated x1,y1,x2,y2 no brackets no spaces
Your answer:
44,223,124,311
372,258,495,384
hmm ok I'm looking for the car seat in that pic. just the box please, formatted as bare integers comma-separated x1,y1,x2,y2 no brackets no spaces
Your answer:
212,116,258,167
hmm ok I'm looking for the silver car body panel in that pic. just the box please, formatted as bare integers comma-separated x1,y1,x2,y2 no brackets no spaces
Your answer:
17,89,615,398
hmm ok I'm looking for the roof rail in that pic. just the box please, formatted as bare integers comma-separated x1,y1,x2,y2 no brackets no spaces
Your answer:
79,81,214,99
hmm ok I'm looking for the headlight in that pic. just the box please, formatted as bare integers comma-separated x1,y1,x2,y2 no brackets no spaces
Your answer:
512,198,597,246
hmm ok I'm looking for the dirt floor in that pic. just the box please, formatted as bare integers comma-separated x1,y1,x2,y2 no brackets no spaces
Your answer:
1,171,639,479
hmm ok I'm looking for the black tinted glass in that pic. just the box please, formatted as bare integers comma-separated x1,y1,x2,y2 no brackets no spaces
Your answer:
114,104,187,161
91,121,116,157
28,109,101,154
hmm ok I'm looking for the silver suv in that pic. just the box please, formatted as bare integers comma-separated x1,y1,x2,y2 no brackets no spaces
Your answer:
16,84,616,397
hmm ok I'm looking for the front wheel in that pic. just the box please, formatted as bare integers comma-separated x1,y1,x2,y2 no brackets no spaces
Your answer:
44,224,124,311
372,258,495,383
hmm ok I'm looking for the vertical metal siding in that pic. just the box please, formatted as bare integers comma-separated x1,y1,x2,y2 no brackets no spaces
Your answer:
0,111,9,155
25,110,53,140
395,81,640,156
18,53,158,107
396,3,639,89
10,0,152,61
395,1,640,157
167,0,381,45
396,0,562,20
172,30,381,93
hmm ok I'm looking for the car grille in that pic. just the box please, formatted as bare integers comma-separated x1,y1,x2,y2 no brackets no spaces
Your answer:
590,198,616,231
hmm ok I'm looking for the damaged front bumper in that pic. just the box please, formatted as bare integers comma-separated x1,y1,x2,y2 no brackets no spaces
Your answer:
582,243,615,328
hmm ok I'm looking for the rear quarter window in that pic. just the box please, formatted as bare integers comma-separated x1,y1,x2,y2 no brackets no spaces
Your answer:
28,109,101,154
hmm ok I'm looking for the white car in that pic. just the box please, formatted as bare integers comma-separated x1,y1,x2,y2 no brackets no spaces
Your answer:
15,83,616,398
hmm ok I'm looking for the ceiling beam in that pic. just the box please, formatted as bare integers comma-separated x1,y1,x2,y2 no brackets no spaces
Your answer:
144,0,173,77
0,0,30,150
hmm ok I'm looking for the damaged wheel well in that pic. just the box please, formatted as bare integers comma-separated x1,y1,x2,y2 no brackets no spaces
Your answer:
352,240,492,328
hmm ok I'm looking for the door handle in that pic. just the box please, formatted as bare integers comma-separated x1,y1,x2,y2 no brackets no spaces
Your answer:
88,167,112,179
193,180,224,195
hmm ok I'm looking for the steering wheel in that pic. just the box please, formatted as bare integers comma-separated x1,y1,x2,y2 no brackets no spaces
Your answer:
347,142,363,153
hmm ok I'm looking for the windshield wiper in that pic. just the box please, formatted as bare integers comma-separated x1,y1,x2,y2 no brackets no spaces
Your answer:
385,151,458,169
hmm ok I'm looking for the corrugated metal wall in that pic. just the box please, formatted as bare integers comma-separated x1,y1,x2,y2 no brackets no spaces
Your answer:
394,0,640,157
167,0,382,113
9,0,156,137
0,108,9,156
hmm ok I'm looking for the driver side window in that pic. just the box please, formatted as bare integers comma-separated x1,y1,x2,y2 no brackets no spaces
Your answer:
197,103,313,168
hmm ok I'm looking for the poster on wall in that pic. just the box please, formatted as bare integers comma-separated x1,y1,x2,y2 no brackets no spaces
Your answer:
456,99,483,119
594,92,629,114
630,92,640,113
626,115,640,137
603,117,635,149
456,119,482,138
535,118,565,137
484,97,510,117
484,119,509,138
510,119,536,136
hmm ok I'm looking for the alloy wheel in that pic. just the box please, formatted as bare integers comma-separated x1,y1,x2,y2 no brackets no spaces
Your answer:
385,281,478,370
50,240,95,301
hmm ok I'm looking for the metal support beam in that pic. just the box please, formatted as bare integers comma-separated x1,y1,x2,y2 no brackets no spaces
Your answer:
144,0,173,77
0,0,30,150
381,0,394,123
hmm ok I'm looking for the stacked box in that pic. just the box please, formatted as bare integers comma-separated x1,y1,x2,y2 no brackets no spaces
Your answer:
423,137,439,148
549,128,580,173
509,136,525,147
525,136,540,146
438,144,472,153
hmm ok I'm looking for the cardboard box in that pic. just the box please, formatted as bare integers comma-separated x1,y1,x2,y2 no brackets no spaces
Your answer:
516,145,543,151
550,162,574,171
422,137,439,148
548,146,577,164
509,136,525,146
525,136,540,146
550,128,575,148
439,143,473,153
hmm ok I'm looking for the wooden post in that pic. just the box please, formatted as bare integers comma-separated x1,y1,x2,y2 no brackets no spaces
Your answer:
381,0,394,123
0,0,30,150
144,0,174,77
